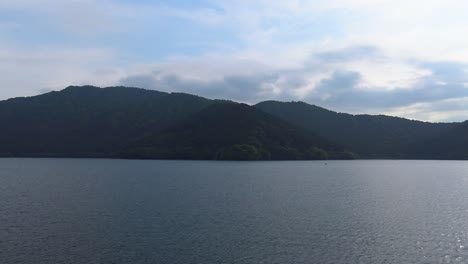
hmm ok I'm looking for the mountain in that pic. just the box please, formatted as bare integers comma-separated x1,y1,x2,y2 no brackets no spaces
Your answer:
120,103,355,160
255,101,458,158
0,85,219,157
409,121,468,160
0,85,465,160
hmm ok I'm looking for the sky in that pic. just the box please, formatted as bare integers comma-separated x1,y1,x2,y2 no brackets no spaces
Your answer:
1,0,468,122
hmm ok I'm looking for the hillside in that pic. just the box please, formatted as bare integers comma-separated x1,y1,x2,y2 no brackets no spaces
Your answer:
0,85,218,157
0,85,465,160
255,101,458,158
120,103,355,160
409,121,468,160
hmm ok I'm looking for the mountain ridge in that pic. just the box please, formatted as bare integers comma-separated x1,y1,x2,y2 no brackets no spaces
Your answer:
255,100,458,158
119,103,354,160
0,85,465,160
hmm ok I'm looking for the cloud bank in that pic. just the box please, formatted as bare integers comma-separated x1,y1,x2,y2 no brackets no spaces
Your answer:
1,0,468,121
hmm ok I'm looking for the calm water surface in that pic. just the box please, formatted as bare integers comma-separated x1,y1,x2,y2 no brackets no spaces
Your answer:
1,159,468,263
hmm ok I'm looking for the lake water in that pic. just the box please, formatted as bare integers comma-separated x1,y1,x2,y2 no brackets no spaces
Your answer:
1,159,468,263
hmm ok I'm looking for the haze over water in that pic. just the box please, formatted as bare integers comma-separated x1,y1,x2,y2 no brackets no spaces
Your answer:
2,159,468,263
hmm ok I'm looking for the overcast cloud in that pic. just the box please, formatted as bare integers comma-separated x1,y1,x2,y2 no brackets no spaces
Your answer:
1,0,468,121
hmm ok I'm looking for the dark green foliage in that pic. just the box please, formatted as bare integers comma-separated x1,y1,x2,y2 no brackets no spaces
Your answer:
256,101,459,158
0,85,217,157
0,85,466,160
303,147,329,160
121,103,352,160
215,144,269,160
408,121,468,160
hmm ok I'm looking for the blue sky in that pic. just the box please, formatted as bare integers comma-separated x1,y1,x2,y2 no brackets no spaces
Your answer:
1,0,468,121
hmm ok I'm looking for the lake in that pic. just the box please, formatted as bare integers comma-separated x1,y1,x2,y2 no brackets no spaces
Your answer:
1,159,468,263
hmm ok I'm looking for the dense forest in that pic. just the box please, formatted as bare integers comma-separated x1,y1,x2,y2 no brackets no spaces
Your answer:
120,103,354,160
255,101,457,158
0,85,465,160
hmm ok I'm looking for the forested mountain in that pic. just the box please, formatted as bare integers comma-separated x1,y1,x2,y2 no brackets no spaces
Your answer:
0,85,219,157
256,101,458,158
0,85,465,160
408,121,468,160
120,103,354,160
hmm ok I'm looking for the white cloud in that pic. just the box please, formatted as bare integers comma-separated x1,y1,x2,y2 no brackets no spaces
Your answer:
383,97,468,122
346,61,432,90
0,45,124,98
0,0,468,121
